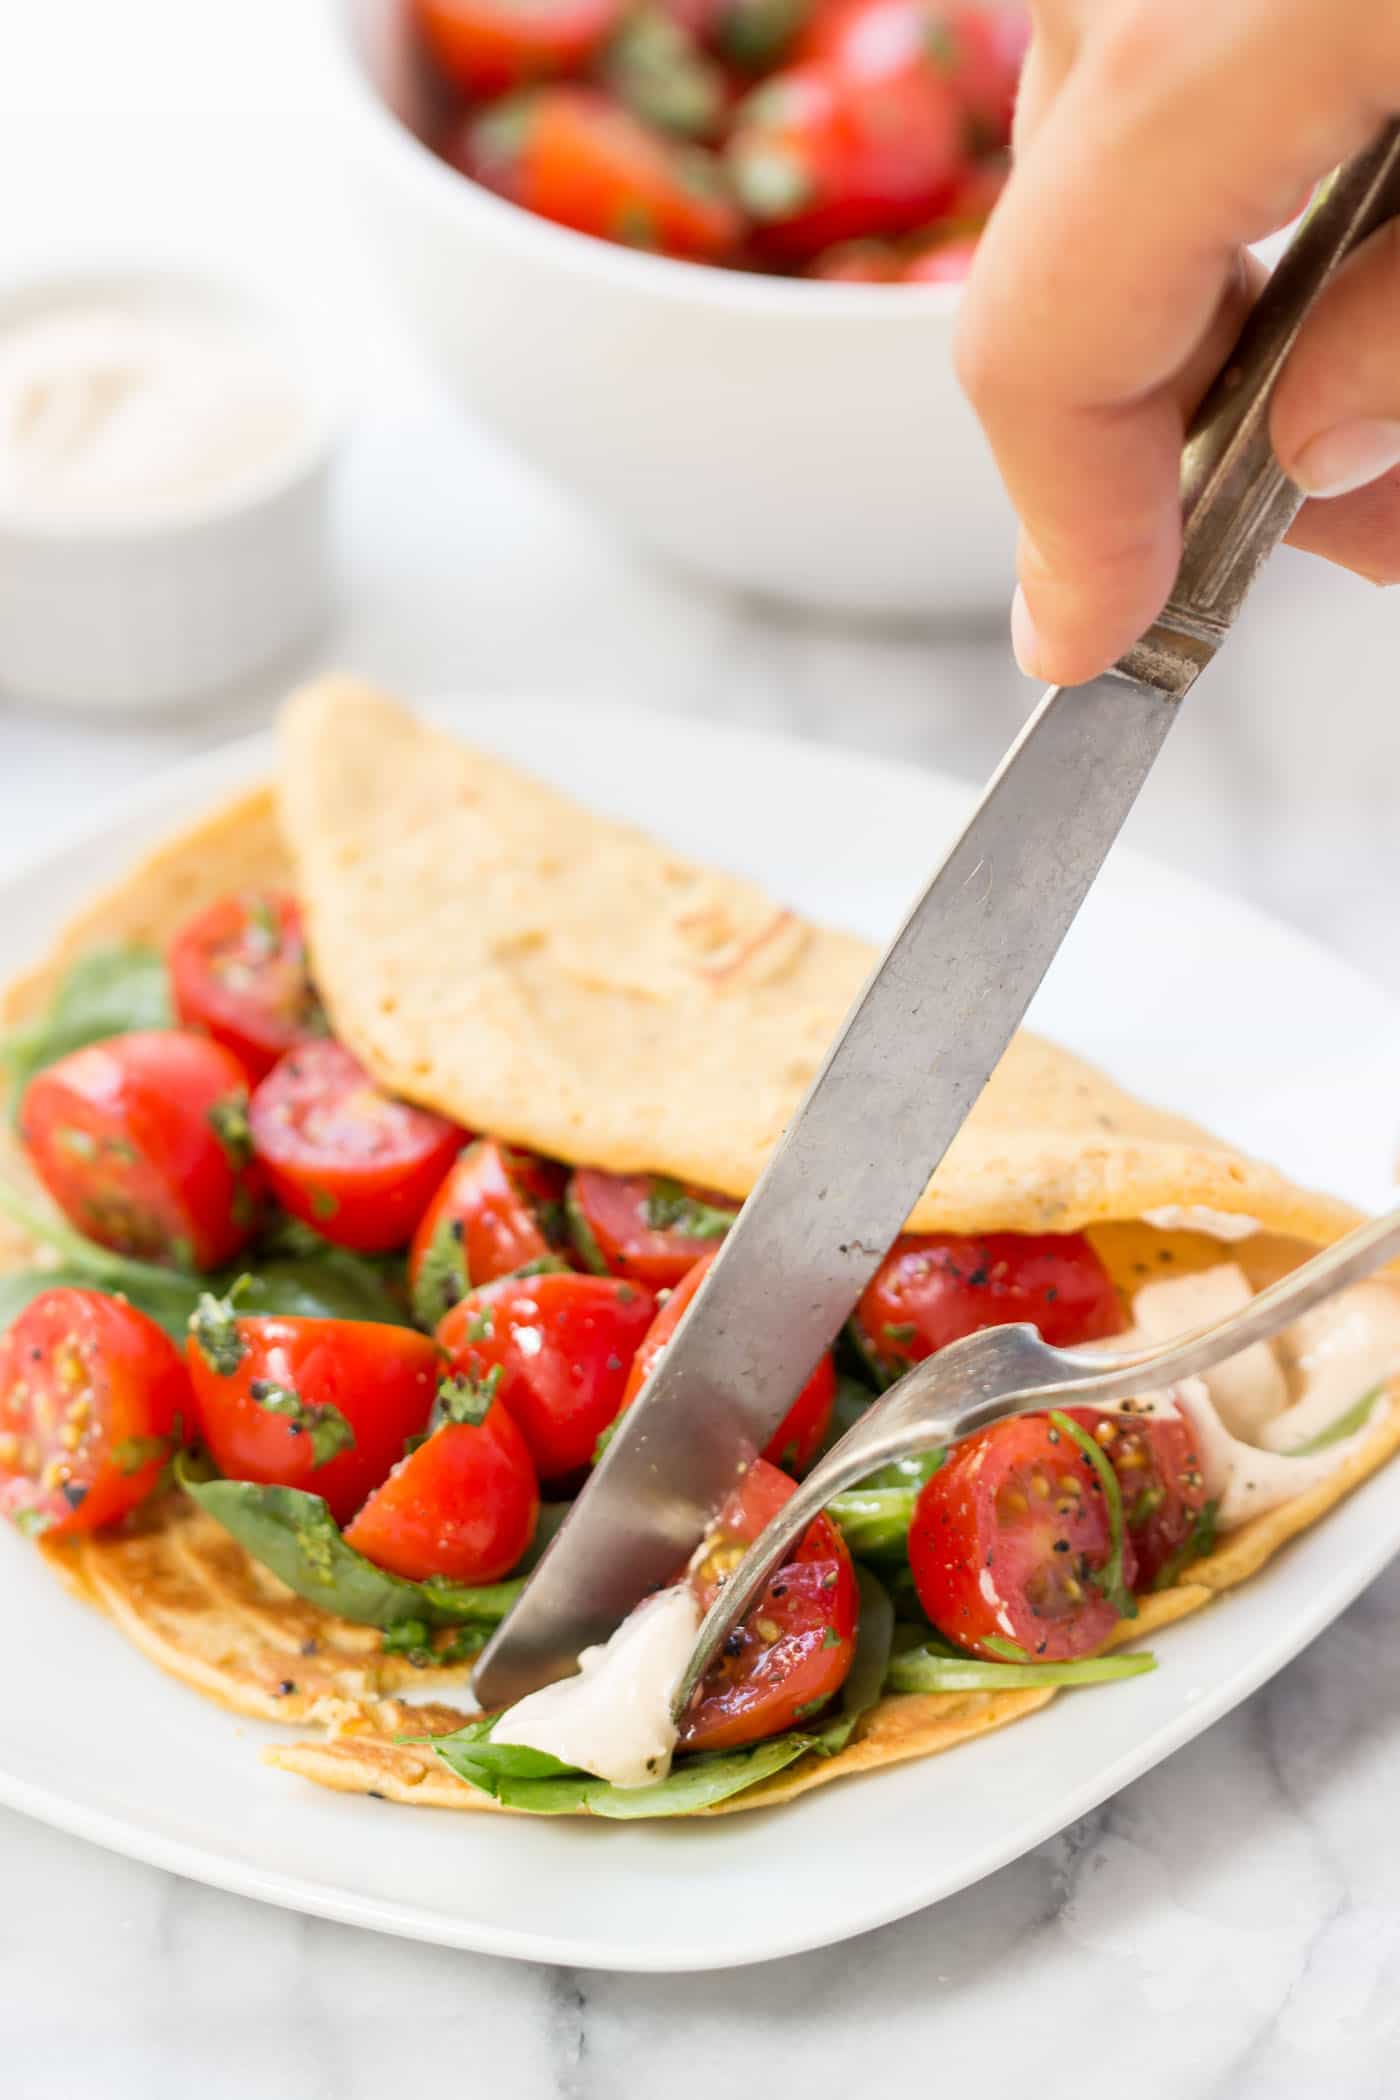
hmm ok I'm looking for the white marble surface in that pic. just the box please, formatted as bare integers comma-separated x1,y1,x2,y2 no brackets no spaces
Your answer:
4,4,1400,2090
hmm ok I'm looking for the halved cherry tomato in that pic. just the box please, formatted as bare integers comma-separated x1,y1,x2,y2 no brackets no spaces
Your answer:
22,1031,261,1271
622,1249,835,1468
1065,1405,1209,1591
902,231,979,281
186,1305,440,1525
414,0,623,96
457,86,744,261
344,1381,539,1583
726,51,964,261
567,1167,737,1288
168,891,324,1083
856,1230,1124,1381
249,1041,464,1256
438,1271,657,1482
805,236,902,279
909,1413,1135,1660
409,1140,565,1326
678,1456,857,1749
0,1288,190,1536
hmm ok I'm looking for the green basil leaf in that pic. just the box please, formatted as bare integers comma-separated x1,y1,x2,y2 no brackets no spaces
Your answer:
411,1213,469,1328
1049,1408,1136,1621
177,1462,526,1629
2,946,173,1119
563,1180,610,1275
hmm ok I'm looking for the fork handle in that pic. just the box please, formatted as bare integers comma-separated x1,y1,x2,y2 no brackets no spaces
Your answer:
1122,118,1400,690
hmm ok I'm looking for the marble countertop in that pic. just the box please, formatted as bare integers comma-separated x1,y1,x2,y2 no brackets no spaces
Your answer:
4,5,1400,2091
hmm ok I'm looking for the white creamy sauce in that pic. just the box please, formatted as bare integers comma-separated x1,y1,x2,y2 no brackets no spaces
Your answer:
1121,1263,1396,1528
1133,1263,1289,1441
1140,1206,1261,1241
0,299,310,526
491,1586,700,1789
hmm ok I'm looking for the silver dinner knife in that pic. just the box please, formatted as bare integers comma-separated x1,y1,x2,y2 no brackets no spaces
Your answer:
474,120,1400,1711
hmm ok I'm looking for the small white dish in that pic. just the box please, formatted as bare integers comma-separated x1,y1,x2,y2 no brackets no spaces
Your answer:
1,697,1399,1971
0,267,338,711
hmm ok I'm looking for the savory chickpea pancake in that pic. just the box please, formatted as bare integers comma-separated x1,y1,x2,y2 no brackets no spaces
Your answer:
2,676,1398,1821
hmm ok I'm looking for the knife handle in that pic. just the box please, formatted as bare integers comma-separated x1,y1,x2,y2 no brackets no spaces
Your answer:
1121,117,1400,694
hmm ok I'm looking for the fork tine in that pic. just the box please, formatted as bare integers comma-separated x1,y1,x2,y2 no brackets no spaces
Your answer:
672,1199,1400,1725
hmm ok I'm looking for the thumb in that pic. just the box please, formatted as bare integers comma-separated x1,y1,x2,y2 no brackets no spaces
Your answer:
1273,219,1400,497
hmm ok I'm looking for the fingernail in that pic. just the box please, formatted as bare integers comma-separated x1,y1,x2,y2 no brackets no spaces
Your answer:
1010,584,1046,680
1291,418,1400,498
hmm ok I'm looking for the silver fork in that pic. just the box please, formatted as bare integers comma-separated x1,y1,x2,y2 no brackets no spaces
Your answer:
671,1200,1400,1720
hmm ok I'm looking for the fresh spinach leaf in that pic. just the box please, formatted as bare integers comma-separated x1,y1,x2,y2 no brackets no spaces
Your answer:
177,1463,526,1629
0,1172,411,1340
828,1486,917,1562
885,1645,1156,1694
431,1567,895,1818
1,947,172,1117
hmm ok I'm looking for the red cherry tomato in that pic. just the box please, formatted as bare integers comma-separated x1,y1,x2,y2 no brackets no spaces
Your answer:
901,230,979,281
909,1413,1135,1661
726,50,964,260
415,0,623,96
438,1271,657,1482
856,1230,1123,1381
22,1031,260,1271
0,1288,190,1536
804,237,902,279
249,1041,464,1256
679,1457,858,1750
186,1307,440,1525
457,86,744,262
1065,1405,1209,1591
622,1250,835,1469
567,1167,737,1288
344,1387,539,1584
168,891,324,1084
409,1140,565,1325
801,0,1026,150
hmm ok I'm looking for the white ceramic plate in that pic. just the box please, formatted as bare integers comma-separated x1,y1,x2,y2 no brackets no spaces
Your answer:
3,698,1400,1973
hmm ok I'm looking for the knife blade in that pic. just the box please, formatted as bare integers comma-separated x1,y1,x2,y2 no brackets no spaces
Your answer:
473,118,1400,1711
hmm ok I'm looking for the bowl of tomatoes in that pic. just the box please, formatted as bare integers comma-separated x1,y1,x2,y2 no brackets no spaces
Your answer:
328,0,1027,617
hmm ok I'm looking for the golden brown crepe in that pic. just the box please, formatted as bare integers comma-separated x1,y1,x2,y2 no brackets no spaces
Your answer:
5,673,1398,1821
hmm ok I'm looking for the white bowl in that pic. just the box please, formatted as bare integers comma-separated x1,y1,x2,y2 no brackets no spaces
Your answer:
328,0,1018,619
0,267,338,712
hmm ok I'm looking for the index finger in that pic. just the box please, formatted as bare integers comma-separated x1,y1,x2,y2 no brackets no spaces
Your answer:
956,2,1388,684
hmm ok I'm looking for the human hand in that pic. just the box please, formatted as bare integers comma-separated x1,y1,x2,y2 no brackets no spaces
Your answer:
956,0,1400,685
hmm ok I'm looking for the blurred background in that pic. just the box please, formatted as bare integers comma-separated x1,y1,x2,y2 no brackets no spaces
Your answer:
0,0,1396,997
